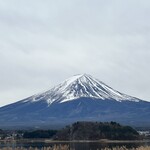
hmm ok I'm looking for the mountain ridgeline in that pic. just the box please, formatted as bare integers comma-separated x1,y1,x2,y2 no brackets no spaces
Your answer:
0,74,150,129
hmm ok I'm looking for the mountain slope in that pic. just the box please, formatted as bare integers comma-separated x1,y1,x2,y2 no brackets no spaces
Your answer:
0,74,149,129
22,74,140,105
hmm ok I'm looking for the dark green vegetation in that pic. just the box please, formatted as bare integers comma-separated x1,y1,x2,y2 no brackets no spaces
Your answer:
0,129,5,139
54,121,140,141
23,130,57,139
0,122,140,140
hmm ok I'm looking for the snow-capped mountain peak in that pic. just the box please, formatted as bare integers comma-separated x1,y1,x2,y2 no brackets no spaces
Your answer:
23,74,140,105
1,74,149,129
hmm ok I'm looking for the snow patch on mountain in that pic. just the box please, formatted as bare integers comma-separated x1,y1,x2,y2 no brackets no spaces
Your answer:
22,74,140,105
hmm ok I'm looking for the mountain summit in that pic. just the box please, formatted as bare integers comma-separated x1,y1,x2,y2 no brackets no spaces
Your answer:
24,74,139,105
0,74,149,129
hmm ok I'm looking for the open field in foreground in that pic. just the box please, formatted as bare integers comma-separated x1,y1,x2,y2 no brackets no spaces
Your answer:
0,145,150,150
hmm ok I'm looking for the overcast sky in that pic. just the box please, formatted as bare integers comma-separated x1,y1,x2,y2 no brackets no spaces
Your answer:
0,0,150,106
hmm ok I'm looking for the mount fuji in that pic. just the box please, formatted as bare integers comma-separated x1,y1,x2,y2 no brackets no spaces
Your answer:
0,74,150,129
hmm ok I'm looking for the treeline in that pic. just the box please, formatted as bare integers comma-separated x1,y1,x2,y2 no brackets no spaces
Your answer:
23,130,57,139
0,129,5,139
1,121,140,140
54,121,140,140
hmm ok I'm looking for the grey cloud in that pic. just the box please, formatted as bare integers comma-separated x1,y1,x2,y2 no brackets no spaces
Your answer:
0,0,150,106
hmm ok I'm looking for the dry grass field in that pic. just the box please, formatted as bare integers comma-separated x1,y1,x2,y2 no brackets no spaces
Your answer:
103,146,150,150
0,145,150,150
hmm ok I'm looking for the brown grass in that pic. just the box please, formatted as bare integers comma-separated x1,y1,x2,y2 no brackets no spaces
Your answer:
0,145,150,150
102,146,150,150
